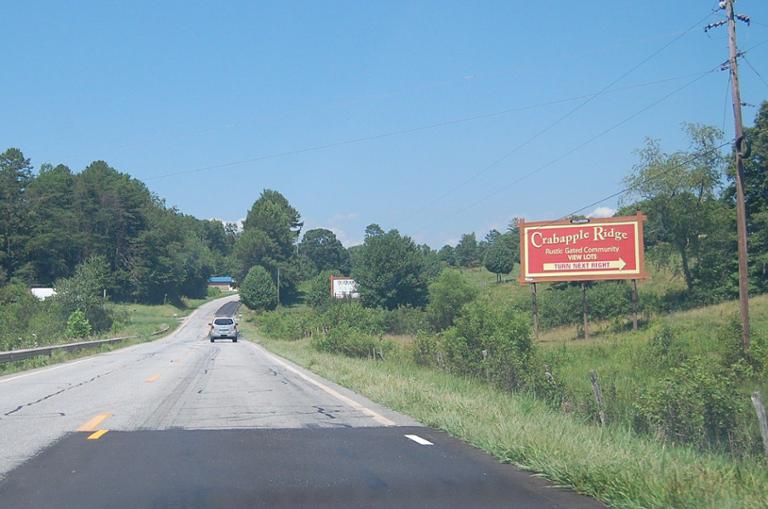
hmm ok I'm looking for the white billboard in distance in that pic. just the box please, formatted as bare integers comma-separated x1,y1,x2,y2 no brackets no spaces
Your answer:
330,277,360,299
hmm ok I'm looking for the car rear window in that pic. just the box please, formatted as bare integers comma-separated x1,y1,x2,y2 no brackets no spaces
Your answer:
213,318,234,325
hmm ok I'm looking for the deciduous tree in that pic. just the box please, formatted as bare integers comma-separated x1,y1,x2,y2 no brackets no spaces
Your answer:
352,228,428,309
240,265,277,311
483,240,514,283
299,228,350,275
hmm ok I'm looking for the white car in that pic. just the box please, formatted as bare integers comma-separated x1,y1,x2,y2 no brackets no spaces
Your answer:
209,317,238,342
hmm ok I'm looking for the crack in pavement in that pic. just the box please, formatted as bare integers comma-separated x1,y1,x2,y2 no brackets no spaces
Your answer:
2,370,116,417
1,335,202,420
314,406,338,419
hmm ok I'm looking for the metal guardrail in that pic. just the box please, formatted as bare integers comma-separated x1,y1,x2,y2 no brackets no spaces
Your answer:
0,325,171,364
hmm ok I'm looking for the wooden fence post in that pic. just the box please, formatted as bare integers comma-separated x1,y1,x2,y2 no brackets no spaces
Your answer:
631,279,639,332
530,283,539,339
751,391,768,457
581,283,589,340
590,370,605,426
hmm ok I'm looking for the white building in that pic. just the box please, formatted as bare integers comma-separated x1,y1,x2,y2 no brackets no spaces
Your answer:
30,288,57,300
330,277,360,299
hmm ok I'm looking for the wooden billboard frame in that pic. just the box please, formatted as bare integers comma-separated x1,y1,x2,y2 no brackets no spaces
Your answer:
518,213,649,284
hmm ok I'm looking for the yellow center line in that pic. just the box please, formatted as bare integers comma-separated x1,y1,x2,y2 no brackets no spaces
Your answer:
76,412,112,432
87,429,109,440
145,374,161,383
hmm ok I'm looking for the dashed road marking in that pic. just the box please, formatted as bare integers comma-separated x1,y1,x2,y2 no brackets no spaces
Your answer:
405,434,433,445
77,413,112,432
87,429,109,440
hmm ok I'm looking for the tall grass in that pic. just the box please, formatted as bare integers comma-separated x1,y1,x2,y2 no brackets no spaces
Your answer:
247,330,768,509
0,294,225,376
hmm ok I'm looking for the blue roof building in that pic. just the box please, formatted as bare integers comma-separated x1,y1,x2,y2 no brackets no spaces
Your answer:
208,276,235,290
208,276,234,284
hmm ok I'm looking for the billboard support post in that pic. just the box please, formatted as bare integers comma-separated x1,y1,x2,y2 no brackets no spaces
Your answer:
530,283,539,339
631,279,639,332
581,283,589,340
518,213,648,284
519,213,648,338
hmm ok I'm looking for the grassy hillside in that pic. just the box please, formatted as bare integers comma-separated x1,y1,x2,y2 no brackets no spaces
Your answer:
240,310,768,508
240,262,768,507
457,262,693,335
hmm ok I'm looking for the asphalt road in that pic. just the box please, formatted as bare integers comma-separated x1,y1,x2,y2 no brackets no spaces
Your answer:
0,295,603,508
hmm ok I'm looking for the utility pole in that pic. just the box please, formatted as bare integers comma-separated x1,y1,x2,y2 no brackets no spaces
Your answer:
726,0,751,351
707,1,752,350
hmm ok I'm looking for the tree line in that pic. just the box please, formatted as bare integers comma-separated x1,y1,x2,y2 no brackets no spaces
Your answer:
0,152,237,303
1,100,766,320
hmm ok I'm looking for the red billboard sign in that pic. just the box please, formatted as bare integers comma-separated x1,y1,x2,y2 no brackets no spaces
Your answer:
518,214,648,283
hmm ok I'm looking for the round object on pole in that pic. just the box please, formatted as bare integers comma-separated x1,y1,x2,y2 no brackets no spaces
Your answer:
735,135,751,159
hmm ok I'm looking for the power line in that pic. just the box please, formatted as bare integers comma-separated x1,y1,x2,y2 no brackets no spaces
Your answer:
422,17,758,232
530,138,734,226
441,67,718,220
743,38,768,52
743,55,768,88
142,71,713,182
403,9,720,217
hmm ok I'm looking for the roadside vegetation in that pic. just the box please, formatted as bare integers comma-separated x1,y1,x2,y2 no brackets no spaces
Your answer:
0,289,228,376
241,323,768,509
1,92,767,506
0,267,226,353
233,105,768,507
239,284,768,507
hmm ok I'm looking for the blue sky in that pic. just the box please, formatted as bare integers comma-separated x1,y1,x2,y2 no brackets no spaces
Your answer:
3,1,768,247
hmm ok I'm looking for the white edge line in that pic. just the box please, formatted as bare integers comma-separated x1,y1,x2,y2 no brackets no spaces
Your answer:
0,358,92,384
405,434,434,445
253,344,396,427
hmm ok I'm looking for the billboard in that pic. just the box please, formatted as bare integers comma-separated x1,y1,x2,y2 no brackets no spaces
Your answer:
330,276,360,299
518,213,648,283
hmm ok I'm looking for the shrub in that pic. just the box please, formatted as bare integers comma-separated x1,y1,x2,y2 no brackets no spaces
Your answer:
0,284,39,347
412,332,440,366
240,265,277,310
634,357,750,451
442,298,534,391
108,305,131,334
207,286,222,298
750,329,768,375
483,241,514,282
312,323,388,358
717,315,753,369
586,281,632,320
539,282,634,329
258,309,314,340
646,324,688,368
383,306,430,335
65,310,92,339
426,269,476,331
317,300,385,336
305,270,340,309
538,285,583,328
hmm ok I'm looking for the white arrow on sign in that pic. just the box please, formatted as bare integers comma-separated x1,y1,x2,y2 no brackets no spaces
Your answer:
543,258,627,271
